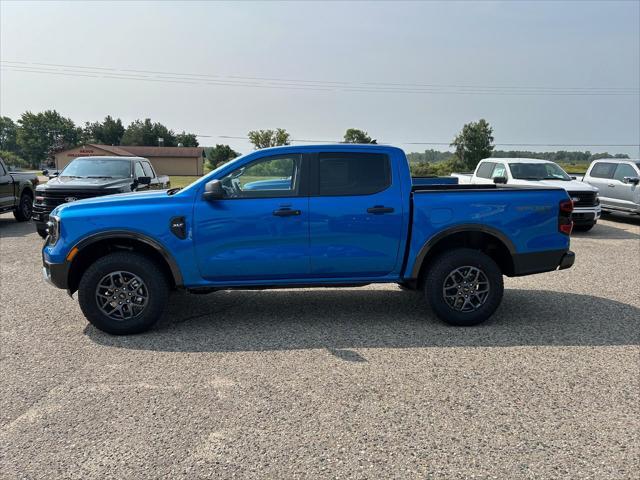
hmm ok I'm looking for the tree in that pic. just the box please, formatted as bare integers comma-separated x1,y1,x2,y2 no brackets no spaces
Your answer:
205,144,240,169
0,150,28,169
0,117,18,152
17,110,81,167
83,115,125,145
176,131,199,147
247,128,290,149
343,128,377,144
121,119,177,147
450,119,494,170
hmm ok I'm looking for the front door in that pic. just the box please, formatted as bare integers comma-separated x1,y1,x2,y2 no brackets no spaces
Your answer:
194,153,310,281
0,162,14,210
610,163,640,210
308,151,403,278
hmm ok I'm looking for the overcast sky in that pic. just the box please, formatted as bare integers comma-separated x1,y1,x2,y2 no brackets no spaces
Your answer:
1,0,638,156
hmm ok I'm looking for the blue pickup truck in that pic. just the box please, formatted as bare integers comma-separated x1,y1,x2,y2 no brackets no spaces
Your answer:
42,145,575,334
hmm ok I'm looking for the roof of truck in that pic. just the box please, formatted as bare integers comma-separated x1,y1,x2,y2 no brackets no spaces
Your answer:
481,158,555,164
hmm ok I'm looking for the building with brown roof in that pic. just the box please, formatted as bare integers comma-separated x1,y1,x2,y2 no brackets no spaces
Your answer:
54,144,205,176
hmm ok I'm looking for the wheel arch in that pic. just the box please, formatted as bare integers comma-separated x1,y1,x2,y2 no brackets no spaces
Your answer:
67,231,183,294
411,224,516,282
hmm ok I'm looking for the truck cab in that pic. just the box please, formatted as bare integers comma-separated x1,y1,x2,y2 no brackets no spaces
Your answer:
42,145,575,335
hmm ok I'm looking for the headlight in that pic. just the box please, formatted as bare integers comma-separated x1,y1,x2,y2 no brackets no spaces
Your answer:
46,215,60,245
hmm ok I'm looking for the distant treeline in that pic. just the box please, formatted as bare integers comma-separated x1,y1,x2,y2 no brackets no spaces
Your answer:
407,149,629,165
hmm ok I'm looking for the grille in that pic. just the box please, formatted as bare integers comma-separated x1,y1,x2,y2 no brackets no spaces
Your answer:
567,191,598,207
34,190,110,215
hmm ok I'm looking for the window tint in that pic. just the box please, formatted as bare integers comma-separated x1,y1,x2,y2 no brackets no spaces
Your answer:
0,161,6,175
475,162,495,178
221,154,301,198
317,152,390,196
134,162,145,178
142,161,155,178
590,162,616,179
491,164,507,178
613,163,638,182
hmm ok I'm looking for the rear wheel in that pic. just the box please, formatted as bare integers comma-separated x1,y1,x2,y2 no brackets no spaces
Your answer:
424,248,503,326
78,252,169,335
13,192,33,222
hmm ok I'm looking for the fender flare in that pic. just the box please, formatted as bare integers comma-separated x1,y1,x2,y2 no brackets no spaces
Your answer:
72,230,184,286
410,224,516,278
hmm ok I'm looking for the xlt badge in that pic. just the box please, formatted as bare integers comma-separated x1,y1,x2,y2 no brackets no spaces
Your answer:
170,216,187,239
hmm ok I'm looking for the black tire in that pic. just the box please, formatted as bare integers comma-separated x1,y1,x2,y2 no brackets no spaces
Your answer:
13,192,33,222
78,252,169,335
424,248,503,327
36,225,48,239
573,223,595,232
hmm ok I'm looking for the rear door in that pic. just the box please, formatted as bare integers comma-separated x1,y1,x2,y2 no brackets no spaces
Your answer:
308,151,403,278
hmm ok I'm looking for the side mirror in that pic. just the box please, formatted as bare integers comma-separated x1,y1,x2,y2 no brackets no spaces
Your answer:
51,171,59,177
137,176,151,185
623,176,640,185
203,179,224,200
493,176,507,184
570,176,577,180
42,169,49,176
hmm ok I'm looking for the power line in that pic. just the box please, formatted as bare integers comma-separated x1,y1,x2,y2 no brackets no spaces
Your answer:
2,60,638,96
205,134,639,148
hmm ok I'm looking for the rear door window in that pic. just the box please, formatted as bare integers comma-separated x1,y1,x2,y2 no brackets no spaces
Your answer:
613,163,637,182
590,162,616,179
475,162,495,178
317,152,390,196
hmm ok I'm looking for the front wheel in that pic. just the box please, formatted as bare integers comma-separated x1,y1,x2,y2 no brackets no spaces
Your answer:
13,192,33,222
424,248,504,326
78,252,169,335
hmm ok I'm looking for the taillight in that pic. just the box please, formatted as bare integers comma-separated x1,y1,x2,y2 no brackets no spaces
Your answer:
559,199,573,235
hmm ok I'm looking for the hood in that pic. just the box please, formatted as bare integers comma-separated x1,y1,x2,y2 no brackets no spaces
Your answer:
512,178,598,192
39,176,132,191
52,189,169,216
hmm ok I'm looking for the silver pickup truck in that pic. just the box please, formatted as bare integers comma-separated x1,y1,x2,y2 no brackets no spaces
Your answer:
582,159,640,215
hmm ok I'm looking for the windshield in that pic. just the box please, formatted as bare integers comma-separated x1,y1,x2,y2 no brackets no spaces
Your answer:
61,158,131,178
509,162,571,181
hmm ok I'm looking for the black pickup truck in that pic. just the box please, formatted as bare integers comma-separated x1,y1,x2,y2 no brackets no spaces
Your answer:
34,156,170,237
0,157,38,222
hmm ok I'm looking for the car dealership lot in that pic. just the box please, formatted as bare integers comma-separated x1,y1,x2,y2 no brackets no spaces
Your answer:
1,214,638,479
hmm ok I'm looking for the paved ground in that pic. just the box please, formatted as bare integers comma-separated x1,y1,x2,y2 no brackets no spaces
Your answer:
1,213,638,479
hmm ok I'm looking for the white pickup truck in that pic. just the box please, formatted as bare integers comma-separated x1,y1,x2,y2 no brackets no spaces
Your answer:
453,158,601,232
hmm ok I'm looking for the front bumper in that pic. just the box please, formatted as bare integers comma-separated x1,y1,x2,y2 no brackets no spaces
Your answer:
571,205,601,226
42,255,69,290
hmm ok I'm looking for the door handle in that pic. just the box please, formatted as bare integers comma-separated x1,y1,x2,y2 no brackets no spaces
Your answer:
608,184,615,187
367,206,395,214
273,208,301,217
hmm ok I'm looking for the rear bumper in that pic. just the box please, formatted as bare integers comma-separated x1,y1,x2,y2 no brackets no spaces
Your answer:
511,249,575,276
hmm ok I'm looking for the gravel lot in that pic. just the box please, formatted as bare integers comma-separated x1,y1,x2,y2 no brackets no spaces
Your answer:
1,213,638,479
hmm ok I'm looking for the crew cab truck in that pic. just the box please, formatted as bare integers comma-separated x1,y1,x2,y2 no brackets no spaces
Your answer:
42,145,575,335
582,159,640,215
34,156,170,238
454,158,601,231
0,157,38,221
